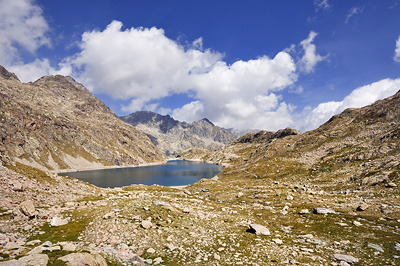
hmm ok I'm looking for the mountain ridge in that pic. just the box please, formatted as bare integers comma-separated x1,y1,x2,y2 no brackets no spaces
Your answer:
120,111,238,156
0,66,166,171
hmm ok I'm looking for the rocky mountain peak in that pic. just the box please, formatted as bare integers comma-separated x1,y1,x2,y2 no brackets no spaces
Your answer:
0,67,165,171
0,65,20,82
121,112,237,156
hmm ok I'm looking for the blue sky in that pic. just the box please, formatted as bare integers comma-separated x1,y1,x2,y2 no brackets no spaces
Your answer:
1,0,400,131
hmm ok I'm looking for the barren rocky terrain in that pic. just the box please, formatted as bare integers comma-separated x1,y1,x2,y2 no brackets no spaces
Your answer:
0,66,165,172
0,67,399,265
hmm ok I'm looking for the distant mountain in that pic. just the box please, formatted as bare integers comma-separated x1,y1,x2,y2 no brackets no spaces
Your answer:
0,66,165,171
120,111,237,156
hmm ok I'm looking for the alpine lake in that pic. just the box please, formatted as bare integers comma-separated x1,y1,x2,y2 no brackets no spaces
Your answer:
58,160,223,188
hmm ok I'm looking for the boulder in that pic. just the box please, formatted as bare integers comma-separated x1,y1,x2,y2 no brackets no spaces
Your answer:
141,220,152,229
19,200,36,218
49,216,68,226
58,253,107,266
249,224,270,235
313,208,335,215
332,254,359,264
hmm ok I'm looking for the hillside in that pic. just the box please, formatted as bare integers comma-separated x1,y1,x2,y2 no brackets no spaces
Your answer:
0,66,165,171
120,111,237,156
0,71,399,265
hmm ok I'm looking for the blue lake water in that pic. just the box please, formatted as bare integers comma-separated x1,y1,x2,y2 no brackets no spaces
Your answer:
59,160,223,188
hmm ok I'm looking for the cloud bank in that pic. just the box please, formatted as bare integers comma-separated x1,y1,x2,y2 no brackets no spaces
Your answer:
72,21,299,130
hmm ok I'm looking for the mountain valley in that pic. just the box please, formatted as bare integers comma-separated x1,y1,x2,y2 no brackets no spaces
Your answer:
0,67,399,265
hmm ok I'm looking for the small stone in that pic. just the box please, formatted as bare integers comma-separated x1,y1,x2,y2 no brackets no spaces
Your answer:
5,242,21,250
61,242,76,251
368,243,384,252
313,207,335,214
103,212,116,219
26,240,41,246
154,257,163,264
299,209,309,214
249,224,270,235
236,192,244,198
286,195,293,200
356,203,369,211
332,254,359,264
147,248,155,253
154,201,165,206
386,182,397,188
272,238,283,245
19,200,36,217
353,221,362,226
214,253,221,260
141,220,152,229
12,181,23,191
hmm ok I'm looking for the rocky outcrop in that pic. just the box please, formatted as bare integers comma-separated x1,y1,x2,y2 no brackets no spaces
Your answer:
120,111,237,156
0,66,165,171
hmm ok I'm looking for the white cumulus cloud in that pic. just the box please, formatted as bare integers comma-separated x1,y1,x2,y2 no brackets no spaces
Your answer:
0,0,50,66
395,35,400,63
72,21,298,130
299,78,400,131
299,31,328,73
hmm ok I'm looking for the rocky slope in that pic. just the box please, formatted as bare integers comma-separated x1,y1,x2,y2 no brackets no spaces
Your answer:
0,66,165,171
0,73,399,265
120,111,237,156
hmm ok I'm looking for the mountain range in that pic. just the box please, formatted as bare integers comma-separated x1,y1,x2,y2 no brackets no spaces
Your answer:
120,111,238,156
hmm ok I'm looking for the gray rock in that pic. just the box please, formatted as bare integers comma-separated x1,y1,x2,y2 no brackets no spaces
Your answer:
141,220,152,229
249,223,270,235
332,254,359,264
386,182,397,187
19,200,36,218
49,216,68,226
12,181,23,191
58,253,107,266
313,207,335,215
368,243,384,252
299,209,309,214
0,254,49,266
356,203,369,211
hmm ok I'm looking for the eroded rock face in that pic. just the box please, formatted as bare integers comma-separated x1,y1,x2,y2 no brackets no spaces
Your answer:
0,66,165,170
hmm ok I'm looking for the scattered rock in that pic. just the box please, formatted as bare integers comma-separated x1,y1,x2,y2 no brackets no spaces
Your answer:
49,216,68,226
147,248,155,253
19,200,36,218
313,208,335,215
103,212,116,219
356,203,369,211
0,254,49,266
249,224,270,235
332,254,359,264
299,209,309,214
386,182,397,188
141,220,152,229
353,221,362,226
368,243,384,252
58,253,107,266
272,238,283,245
